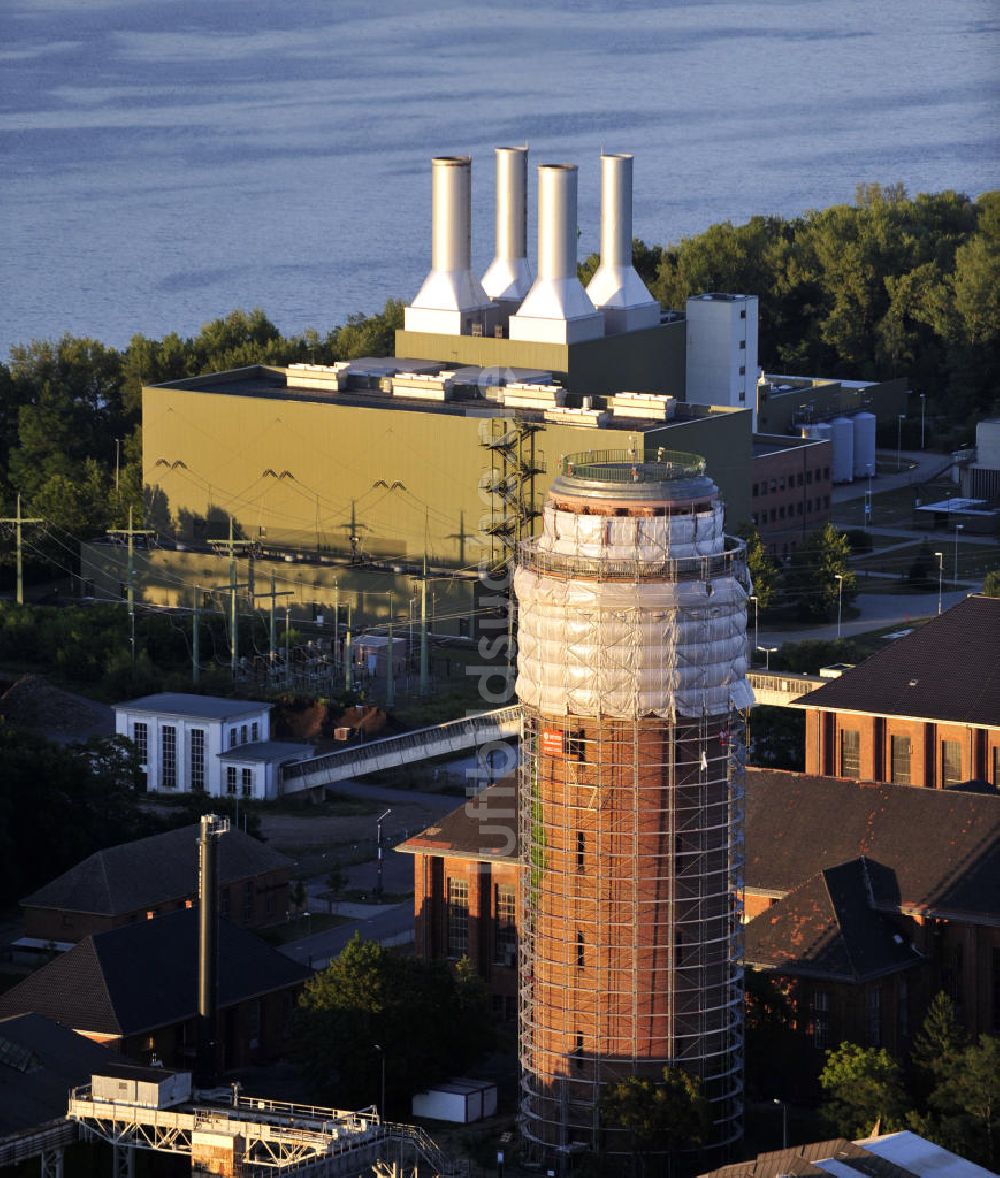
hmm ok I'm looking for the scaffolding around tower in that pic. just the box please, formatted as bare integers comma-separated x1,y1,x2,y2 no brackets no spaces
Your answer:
513,449,752,1160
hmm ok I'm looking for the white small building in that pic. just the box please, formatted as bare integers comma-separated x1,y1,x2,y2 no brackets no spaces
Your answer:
115,693,314,800
684,292,759,430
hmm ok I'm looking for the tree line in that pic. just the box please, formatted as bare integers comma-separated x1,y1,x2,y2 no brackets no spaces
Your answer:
1,185,996,578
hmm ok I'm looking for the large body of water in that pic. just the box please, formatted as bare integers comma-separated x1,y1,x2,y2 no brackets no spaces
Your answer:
1,0,997,358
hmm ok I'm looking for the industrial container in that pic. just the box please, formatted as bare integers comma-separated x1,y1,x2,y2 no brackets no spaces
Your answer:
411,1079,498,1123
92,1067,192,1109
852,411,877,478
830,417,855,484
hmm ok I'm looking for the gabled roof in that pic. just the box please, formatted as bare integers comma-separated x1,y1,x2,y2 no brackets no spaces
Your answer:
22,824,291,916
218,740,315,765
0,1013,127,1137
399,771,1000,925
116,693,269,720
745,771,1000,924
0,909,311,1037
396,780,519,862
793,596,1000,725
744,858,924,982
699,1137,917,1178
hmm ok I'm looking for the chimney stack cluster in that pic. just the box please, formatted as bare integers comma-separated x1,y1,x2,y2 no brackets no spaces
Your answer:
403,149,660,345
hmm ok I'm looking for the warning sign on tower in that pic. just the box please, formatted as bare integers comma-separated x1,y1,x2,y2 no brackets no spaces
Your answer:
541,729,564,757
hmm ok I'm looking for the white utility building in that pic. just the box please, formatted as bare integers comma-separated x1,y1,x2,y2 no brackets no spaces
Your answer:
114,693,314,800
684,293,759,429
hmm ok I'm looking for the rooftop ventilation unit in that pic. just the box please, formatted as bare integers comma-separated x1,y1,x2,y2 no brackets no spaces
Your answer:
509,164,604,346
404,156,493,337
585,154,660,334
482,147,532,314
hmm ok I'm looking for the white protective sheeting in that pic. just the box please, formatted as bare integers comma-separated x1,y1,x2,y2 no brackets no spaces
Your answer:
539,503,726,560
515,569,753,719
517,490,752,719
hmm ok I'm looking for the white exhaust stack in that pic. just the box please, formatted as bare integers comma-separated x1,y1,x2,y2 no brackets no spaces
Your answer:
509,163,604,345
482,147,532,315
404,156,492,337
585,153,660,334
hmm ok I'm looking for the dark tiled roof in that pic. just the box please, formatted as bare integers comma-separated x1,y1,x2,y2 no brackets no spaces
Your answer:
396,780,518,862
744,858,924,982
401,771,1000,925
793,596,1000,725
745,770,1000,923
0,1013,127,1137
23,825,291,916
0,909,311,1037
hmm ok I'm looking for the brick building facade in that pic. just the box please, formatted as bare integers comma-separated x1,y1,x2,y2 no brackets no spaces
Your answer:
750,436,832,559
797,596,1000,788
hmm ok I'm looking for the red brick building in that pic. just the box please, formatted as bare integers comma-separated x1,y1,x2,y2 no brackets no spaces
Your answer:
397,782,520,1022
400,769,1000,1046
21,824,292,945
751,436,832,560
796,596,1000,789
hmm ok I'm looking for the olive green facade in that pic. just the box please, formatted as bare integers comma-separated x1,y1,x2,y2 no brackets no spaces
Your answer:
141,370,750,573
395,318,686,396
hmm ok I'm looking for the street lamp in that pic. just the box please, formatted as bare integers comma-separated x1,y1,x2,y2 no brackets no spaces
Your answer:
375,808,391,899
896,414,905,473
935,551,944,615
835,574,844,639
953,523,964,583
373,1043,386,1118
749,595,759,662
758,645,778,671
919,393,926,449
773,1098,789,1149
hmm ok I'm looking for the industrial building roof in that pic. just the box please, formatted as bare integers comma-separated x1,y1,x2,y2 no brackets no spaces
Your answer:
743,858,924,983
399,770,1000,924
794,596,1000,726
699,1136,920,1178
116,692,270,720
745,771,1000,923
217,739,315,765
0,1012,128,1138
0,910,311,1038
22,824,291,916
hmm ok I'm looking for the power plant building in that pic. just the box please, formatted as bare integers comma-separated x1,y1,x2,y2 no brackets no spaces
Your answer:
514,449,752,1157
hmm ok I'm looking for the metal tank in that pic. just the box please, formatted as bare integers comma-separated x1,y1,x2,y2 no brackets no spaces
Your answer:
482,147,532,313
585,154,660,334
509,164,604,345
830,417,855,484
514,449,752,1162
852,412,877,478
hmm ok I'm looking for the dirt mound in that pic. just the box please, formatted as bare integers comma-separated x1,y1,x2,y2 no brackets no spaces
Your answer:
0,674,115,745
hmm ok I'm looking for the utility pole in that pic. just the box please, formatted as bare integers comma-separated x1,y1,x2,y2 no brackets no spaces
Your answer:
1,495,43,606
262,573,292,667
386,592,395,709
208,520,255,681
192,587,201,684
344,602,353,693
107,507,155,666
419,567,430,697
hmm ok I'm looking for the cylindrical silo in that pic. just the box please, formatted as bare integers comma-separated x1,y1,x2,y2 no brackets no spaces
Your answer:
852,412,877,478
514,450,752,1162
830,417,855,484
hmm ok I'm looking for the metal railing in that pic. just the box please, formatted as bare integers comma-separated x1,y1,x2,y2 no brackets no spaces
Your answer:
518,535,747,582
559,448,705,482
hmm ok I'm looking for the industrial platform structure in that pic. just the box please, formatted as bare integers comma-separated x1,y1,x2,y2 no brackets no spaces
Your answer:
513,449,753,1158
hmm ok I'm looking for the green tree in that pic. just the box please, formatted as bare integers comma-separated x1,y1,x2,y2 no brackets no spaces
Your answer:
819,1043,908,1138
913,1035,1000,1168
295,935,493,1111
911,991,967,1085
740,524,781,613
982,569,1000,597
601,1066,711,1158
784,523,857,620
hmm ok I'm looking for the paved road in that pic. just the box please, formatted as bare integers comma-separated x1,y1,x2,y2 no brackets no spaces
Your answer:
278,901,415,970
831,449,952,504
757,588,971,647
